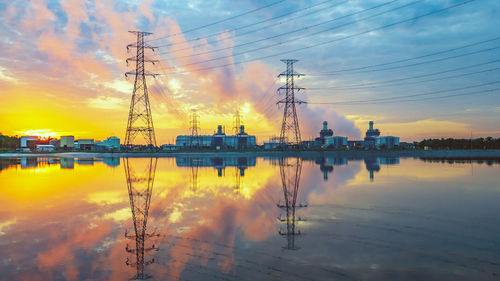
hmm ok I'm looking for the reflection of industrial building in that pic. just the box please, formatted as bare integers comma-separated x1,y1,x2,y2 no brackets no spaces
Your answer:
102,157,120,167
176,125,256,150
315,157,349,181
15,157,121,169
60,157,75,169
365,157,400,182
176,156,256,177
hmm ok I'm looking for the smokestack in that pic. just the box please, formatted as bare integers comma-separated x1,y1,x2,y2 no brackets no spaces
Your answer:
369,121,374,131
217,125,222,135
323,121,328,131
240,125,245,134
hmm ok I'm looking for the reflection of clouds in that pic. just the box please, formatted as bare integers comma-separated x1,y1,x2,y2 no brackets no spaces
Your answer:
87,191,126,205
4,156,498,280
0,218,17,236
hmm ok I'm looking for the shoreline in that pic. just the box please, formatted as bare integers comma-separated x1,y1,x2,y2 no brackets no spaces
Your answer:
1,149,500,159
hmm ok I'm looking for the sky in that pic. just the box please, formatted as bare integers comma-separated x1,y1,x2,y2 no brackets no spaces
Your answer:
0,0,499,144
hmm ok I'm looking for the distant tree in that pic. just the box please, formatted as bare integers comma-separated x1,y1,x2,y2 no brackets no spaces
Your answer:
0,133,20,150
416,137,499,150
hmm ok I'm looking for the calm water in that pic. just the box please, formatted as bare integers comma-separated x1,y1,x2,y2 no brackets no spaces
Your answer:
0,155,499,281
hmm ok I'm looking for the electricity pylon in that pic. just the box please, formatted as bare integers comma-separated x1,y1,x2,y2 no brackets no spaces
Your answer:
277,59,304,148
189,110,199,149
277,157,306,250
124,31,158,149
233,110,241,150
124,158,159,279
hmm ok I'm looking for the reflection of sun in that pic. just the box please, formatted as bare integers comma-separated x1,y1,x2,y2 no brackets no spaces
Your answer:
18,129,60,140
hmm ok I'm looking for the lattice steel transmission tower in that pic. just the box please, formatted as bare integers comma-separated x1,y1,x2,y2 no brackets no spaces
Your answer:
124,31,158,149
277,59,304,148
277,157,307,250
189,110,200,149
124,158,159,279
233,110,242,150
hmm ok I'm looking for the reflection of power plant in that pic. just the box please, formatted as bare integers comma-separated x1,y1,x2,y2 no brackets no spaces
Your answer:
176,156,255,178
364,157,400,182
277,158,307,250
124,158,159,280
176,156,255,194
9,157,120,169
315,157,348,181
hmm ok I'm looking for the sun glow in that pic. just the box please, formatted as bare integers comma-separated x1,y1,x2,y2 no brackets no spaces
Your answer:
17,129,61,140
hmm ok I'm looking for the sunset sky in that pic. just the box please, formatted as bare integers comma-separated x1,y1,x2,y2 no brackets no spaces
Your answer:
0,0,499,143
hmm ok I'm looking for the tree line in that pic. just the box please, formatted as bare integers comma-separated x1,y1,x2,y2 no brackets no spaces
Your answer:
416,137,500,150
0,133,20,151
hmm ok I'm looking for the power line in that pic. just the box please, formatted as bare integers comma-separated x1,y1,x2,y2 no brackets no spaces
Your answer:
308,36,500,75
146,0,286,43
161,0,399,59
306,59,500,90
308,87,500,105
157,0,475,74
306,80,500,104
163,0,412,63
153,0,342,49
308,45,500,76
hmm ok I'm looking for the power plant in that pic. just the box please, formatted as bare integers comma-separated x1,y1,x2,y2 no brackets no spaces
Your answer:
16,31,402,152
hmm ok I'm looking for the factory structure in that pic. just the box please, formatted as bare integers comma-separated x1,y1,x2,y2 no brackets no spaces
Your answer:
18,136,120,152
296,120,400,150
175,124,256,150
17,121,400,152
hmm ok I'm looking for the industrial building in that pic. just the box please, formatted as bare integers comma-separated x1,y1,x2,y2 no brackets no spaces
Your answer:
315,121,334,145
18,135,120,152
347,121,400,150
379,136,400,149
20,136,37,150
95,137,121,151
60,136,75,149
176,125,256,150
325,136,348,149
36,145,56,152
364,121,381,149
75,139,94,151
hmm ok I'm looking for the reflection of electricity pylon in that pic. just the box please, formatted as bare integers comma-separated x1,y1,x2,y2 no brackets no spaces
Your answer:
190,159,199,192
277,157,306,250
124,158,159,280
234,167,241,191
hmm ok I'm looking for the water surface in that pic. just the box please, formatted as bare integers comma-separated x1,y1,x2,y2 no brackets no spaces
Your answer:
0,155,499,280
